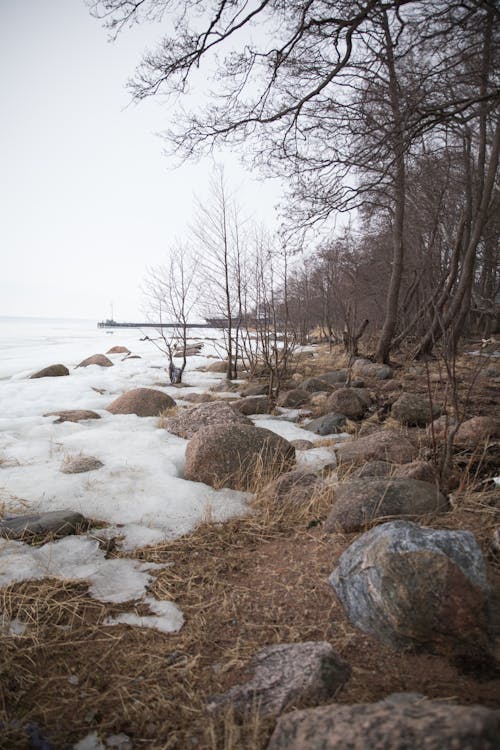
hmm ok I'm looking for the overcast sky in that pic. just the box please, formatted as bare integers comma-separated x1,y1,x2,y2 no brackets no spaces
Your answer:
0,0,282,321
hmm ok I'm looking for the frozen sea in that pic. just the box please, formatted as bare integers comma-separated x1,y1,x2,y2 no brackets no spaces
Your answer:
0,316,337,633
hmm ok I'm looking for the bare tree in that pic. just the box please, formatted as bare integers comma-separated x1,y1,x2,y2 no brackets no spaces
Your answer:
143,244,198,383
191,167,246,379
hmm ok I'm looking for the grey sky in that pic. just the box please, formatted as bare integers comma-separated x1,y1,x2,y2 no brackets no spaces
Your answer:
0,0,282,321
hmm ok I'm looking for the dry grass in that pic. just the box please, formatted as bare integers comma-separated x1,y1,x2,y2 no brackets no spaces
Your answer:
2,473,500,749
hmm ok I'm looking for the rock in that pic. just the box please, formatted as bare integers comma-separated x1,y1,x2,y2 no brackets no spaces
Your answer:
454,416,500,447
324,479,448,533
267,694,500,750
122,354,141,360
353,359,393,380
325,388,369,419
240,382,269,397
277,388,310,408
162,401,251,439
0,510,88,540
184,423,295,490
61,455,104,474
393,460,437,483
204,360,229,373
305,413,346,436
232,396,273,415
353,460,392,478
335,429,417,466
259,470,332,507
290,439,315,451
106,346,130,354
30,364,69,379
106,388,175,417
76,354,114,368
318,370,348,384
329,520,493,661
299,377,333,393
391,392,440,426
208,642,350,718
43,410,101,424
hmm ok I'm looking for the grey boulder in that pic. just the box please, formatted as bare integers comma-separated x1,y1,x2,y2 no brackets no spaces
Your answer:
391,392,440,426
324,478,448,533
329,521,493,661
305,413,347,436
267,693,500,750
208,642,350,718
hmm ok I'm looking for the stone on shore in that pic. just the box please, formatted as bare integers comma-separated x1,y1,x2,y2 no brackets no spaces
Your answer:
267,694,500,750
107,388,175,417
305,413,346,436
106,346,130,354
335,429,417,466
0,510,88,540
208,642,350,718
299,377,334,393
352,358,393,380
43,410,101,423
329,521,493,661
232,396,273,415
258,470,332,508
391,392,440,426
76,354,114,368
184,423,295,490
162,401,251,439
277,388,310,408
30,364,69,379
324,478,448,533
325,388,370,419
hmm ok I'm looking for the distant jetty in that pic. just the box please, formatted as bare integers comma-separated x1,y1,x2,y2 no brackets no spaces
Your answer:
97,319,219,329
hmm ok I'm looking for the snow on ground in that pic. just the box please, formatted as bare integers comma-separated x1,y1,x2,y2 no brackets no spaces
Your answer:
0,318,345,622
0,535,163,602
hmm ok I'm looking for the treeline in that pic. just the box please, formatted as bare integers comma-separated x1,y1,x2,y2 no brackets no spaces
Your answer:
92,0,500,363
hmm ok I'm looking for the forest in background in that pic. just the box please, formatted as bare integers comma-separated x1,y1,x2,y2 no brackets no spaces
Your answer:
90,0,500,367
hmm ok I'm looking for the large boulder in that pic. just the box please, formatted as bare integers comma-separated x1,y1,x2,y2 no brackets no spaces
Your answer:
329,521,493,661
305,413,346,436
43,409,101,423
258,470,332,508
208,642,350,718
30,364,69,379
267,694,500,750
324,479,448,533
162,401,251,439
335,430,417,467
353,358,393,380
76,354,114,368
277,388,310,408
391,392,440,426
325,388,369,419
106,388,175,417
232,396,273,415
184,423,295,490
